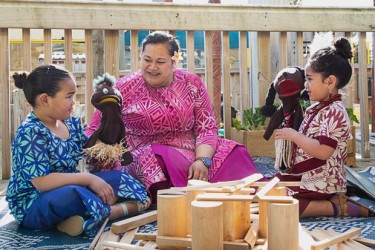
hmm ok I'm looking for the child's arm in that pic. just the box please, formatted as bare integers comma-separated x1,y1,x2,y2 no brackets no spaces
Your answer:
31,172,115,204
275,127,334,160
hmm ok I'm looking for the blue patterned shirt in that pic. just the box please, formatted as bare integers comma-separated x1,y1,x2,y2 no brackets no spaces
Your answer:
6,112,87,223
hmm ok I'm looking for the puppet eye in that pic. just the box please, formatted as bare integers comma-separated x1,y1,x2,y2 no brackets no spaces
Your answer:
103,88,109,94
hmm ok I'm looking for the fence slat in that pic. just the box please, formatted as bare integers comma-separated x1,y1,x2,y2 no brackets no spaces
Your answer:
1,28,11,179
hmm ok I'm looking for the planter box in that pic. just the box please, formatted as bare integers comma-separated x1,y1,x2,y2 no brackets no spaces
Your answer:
345,126,356,167
231,128,275,157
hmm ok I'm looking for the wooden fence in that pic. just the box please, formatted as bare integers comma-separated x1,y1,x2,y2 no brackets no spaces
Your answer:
1,0,375,179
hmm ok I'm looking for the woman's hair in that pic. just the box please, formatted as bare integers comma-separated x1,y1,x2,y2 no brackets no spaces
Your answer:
307,37,353,89
141,31,180,57
13,64,73,107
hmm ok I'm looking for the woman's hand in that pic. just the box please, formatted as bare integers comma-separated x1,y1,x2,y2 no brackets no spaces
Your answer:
88,174,115,204
188,160,208,181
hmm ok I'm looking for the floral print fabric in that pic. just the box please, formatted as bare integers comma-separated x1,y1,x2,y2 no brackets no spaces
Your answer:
292,100,351,194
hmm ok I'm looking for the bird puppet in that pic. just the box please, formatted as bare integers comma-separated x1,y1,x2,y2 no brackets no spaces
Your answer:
260,66,308,171
83,73,133,173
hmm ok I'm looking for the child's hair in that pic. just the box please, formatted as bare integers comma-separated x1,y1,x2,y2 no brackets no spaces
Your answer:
13,64,74,107
141,31,180,57
307,37,353,89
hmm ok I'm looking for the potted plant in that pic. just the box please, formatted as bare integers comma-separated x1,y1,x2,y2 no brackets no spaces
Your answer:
231,107,276,157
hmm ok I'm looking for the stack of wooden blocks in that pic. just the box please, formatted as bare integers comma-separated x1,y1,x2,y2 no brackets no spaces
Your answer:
89,174,373,250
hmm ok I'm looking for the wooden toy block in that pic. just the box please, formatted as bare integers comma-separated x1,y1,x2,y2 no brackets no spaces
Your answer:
157,193,187,250
192,200,224,249
89,217,109,250
111,211,157,234
120,228,139,244
355,237,375,247
310,228,361,250
244,219,259,249
267,198,299,250
157,179,246,194
134,231,157,241
101,240,145,249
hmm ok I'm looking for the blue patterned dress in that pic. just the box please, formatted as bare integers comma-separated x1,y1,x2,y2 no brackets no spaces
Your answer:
6,112,147,236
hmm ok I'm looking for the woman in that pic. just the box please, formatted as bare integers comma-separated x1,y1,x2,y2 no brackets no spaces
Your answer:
86,31,260,203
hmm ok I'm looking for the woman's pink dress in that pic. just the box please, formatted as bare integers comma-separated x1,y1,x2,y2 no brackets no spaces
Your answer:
86,69,259,201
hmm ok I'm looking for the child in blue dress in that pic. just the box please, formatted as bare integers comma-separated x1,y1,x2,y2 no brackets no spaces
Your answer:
6,65,149,237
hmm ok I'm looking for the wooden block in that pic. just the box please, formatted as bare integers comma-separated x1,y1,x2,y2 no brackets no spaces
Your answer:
355,237,375,247
253,181,301,187
89,217,109,250
310,228,361,250
101,240,145,249
196,193,253,201
299,226,315,250
143,240,158,249
157,194,187,241
233,173,264,191
326,228,371,250
192,201,223,249
156,236,250,250
254,177,279,198
223,200,251,241
253,195,294,203
244,220,259,249
95,230,120,250
119,228,138,244
111,211,157,235
134,232,157,241
156,236,192,248
267,198,299,250
158,179,246,194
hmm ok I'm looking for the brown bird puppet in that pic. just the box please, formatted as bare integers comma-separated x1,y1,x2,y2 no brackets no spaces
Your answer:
83,73,133,173
260,66,308,171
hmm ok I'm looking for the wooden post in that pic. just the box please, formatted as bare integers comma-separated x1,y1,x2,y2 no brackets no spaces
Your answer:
267,198,299,250
222,199,250,242
191,200,223,250
186,190,204,236
257,180,282,238
157,193,187,249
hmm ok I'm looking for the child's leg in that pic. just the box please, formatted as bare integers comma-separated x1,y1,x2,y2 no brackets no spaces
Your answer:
22,185,88,230
109,196,152,221
300,199,335,218
23,185,111,237
94,170,148,203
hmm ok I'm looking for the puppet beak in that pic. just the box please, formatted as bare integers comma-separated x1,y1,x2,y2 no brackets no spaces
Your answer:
99,97,118,104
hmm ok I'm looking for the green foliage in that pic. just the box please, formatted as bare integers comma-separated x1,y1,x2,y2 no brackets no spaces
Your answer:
232,107,266,131
232,103,359,132
346,107,359,124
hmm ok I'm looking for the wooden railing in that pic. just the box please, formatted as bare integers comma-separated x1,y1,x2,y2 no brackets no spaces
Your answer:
1,0,374,179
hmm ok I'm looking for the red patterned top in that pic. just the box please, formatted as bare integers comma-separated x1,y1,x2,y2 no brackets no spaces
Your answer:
288,98,351,194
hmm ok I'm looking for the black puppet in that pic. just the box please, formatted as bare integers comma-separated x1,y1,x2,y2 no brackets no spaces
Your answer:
260,66,308,170
83,73,133,173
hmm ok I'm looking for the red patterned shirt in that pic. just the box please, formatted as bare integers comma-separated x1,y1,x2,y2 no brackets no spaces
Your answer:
289,100,351,194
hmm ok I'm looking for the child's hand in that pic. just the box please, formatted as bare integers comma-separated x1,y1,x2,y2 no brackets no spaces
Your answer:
88,175,115,204
275,128,296,142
